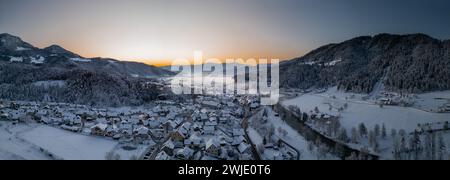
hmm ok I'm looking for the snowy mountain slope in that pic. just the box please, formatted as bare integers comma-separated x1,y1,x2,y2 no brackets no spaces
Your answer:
0,33,173,106
0,33,173,78
280,33,450,93
44,45,81,59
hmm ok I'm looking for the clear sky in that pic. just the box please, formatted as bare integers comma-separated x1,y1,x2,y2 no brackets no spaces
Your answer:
1,0,450,66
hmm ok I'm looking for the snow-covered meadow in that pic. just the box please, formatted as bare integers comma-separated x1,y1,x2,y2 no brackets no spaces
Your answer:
282,87,450,133
20,125,118,160
279,87,450,159
0,122,118,160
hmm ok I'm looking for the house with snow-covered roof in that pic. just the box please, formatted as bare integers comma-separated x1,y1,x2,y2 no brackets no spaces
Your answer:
134,126,149,138
148,118,162,129
176,146,195,160
162,139,175,155
200,113,208,121
155,151,170,160
232,128,245,137
192,123,202,132
61,124,80,132
204,120,217,127
202,100,220,109
205,138,220,157
184,133,204,149
91,123,108,136
171,126,189,142
203,125,215,135
232,135,246,146
120,124,133,136
163,120,177,132
264,150,284,160
180,122,192,131
238,142,251,154
150,128,165,140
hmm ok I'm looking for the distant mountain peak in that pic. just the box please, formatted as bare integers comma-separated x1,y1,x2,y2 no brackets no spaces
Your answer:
44,44,81,58
45,44,64,50
0,33,35,50
0,33,20,39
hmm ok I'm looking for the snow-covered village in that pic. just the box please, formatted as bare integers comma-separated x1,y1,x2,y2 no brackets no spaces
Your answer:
0,92,259,160
1,79,450,160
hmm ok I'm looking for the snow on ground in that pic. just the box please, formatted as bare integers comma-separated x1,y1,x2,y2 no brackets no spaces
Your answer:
0,122,52,160
19,125,117,160
248,107,337,160
33,80,66,88
112,143,153,160
282,89,450,133
30,56,45,64
0,149,24,160
9,56,23,62
264,108,323,160
324,58,342,66
15,47,30,51
70,57,92,62
0,121,149,160
413,91,450,112
338,103,449,132
247,127,263,145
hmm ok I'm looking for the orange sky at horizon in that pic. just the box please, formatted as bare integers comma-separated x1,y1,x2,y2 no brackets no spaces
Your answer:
59,42,303,67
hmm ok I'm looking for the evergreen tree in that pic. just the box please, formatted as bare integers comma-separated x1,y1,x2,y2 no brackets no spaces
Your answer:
351,127,359,143
359,123,367,138
338,128,349,142
374,124,381,137
391,128,397,139
368,130,375,148
437,133,447,160
424,132,436,160
409,132,422,160
381,124,387,139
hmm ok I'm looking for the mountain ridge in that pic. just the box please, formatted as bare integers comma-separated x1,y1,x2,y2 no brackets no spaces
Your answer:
0,33,173,77
0,33,173,106
280,33,450,93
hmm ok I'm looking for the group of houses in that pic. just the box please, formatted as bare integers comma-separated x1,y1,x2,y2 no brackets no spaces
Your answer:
0,93,257,160
154,95,254,160
376,92,416,107
438,103,450,113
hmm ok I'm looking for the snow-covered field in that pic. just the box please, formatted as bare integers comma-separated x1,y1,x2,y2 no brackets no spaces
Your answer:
19,125,117,160
0,122,119,160
282,88,450,133
413,91,450,112
0,123,52,160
